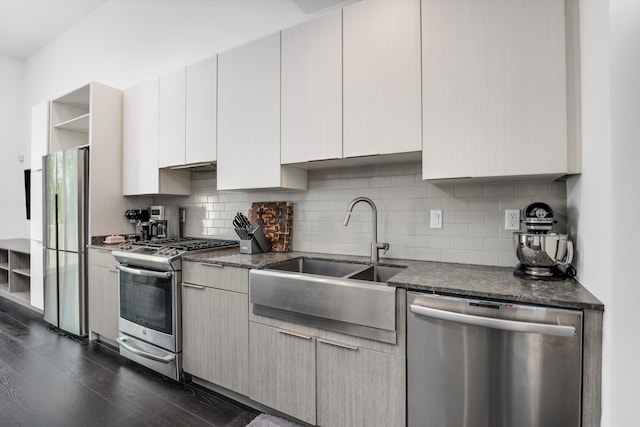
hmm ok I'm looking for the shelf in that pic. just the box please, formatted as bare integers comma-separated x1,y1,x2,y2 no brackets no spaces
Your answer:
0,262,8,270
12,291,31,302
0,282,7,293
12,268,31,277
54,113,90,133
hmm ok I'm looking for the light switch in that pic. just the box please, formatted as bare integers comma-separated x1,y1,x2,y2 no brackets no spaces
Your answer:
430,210,443,229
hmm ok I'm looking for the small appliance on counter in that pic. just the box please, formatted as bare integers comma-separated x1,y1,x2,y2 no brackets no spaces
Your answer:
149,205,180,240
125,208,150,240
233,212,271,254
513,202,576,280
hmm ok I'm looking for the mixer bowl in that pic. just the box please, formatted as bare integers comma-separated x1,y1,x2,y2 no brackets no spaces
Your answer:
513,232,573,276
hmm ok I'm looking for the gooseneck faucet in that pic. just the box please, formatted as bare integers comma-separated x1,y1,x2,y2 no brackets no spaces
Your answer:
343,197,390,264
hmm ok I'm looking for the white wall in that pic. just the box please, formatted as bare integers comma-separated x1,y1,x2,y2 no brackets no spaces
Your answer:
569,1,640,425
21,0,345,133
609,1,640,425
1,0,353,238
0,55,28,239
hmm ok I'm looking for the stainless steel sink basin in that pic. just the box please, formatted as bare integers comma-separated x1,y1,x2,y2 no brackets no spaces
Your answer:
348,265,406,283
268,258,368,277
249,257,407,344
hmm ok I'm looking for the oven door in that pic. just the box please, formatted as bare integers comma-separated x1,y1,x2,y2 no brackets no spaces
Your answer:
117,263,180,353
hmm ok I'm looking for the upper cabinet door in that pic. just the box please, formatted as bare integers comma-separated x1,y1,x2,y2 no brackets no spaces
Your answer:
421,0,575,180
186,55,217,164
343,0,422,158
158,68,186,168
123,78,160,196
218,33,306,190
281,9,342,164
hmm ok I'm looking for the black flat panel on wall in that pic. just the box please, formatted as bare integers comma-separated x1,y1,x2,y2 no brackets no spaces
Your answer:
24,169,30,220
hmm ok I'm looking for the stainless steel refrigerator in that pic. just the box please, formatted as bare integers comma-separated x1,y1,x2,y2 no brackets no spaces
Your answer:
43,147,89,337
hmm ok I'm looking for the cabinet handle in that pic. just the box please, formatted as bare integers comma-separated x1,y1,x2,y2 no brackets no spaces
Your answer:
201,263,223,268
182,283,206,290
107,268,118,273
277,328,313,340
317,338,359,351
99,249,111,254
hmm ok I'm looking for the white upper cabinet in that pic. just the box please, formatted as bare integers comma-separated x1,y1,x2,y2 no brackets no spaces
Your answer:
217,33,307,190
343,0,422,158
281,9,342,165
123,78,190,196
158,56,218,168
158,68,186,168
186,55,217,164
421,0,580,181
123,78,160,196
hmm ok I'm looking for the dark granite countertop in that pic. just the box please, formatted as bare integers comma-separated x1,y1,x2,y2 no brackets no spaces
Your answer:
184,249,604,311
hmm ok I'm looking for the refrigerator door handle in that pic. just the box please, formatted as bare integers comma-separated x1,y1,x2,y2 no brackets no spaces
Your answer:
116,264,172,279
409,304,576,337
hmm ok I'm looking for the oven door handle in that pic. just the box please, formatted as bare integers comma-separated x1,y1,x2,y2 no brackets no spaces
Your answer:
116,264,172,279
117,336,176,364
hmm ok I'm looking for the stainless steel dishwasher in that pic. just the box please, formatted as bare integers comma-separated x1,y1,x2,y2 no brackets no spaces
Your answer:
407,291,583,427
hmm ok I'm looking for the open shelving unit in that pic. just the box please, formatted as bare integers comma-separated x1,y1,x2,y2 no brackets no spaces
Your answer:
0,240,33,310
50,84,91,151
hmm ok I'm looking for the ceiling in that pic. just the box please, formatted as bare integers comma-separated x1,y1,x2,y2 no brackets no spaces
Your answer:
0,0,354,61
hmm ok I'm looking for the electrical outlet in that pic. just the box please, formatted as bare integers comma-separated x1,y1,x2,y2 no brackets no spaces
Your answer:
430,210,443,229
505,209,520,231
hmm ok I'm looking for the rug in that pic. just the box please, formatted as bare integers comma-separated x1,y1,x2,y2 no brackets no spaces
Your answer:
246,413,304,427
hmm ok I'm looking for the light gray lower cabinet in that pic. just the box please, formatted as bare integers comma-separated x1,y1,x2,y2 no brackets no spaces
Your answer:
181,263,249,395
249,322,316,425
249,321,405,427
316,339,406,427
182,282,249,396
87,248,119,344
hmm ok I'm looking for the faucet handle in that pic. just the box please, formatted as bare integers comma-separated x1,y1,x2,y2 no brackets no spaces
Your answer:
382,243,390,254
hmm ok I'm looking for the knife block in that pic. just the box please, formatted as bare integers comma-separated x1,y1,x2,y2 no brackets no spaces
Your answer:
237,224,271,254
239,238,261,254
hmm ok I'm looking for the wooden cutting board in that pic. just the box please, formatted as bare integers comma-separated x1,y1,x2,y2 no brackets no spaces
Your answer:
248,201,293,252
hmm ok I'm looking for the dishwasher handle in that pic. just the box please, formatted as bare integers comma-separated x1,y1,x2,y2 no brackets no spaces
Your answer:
409,304,576,337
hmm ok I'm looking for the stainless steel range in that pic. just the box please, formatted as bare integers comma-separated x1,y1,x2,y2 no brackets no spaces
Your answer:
112,238,237,380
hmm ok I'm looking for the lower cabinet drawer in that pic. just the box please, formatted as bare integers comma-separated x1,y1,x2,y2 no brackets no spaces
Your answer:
182,261,248,293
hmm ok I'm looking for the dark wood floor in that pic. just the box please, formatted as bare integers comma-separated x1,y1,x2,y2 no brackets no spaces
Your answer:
0,297,258,427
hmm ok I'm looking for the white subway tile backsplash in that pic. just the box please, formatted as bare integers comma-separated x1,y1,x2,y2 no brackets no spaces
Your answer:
441,250,470,264
469,224,500,238
454,237,484,251
427,184,456,198
469,252,501,266
454,183,484,198
515,182,549,197
441,198,470,211
483,183,515,197
455,211,485,224
428,236,455,249
158,162,567,268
